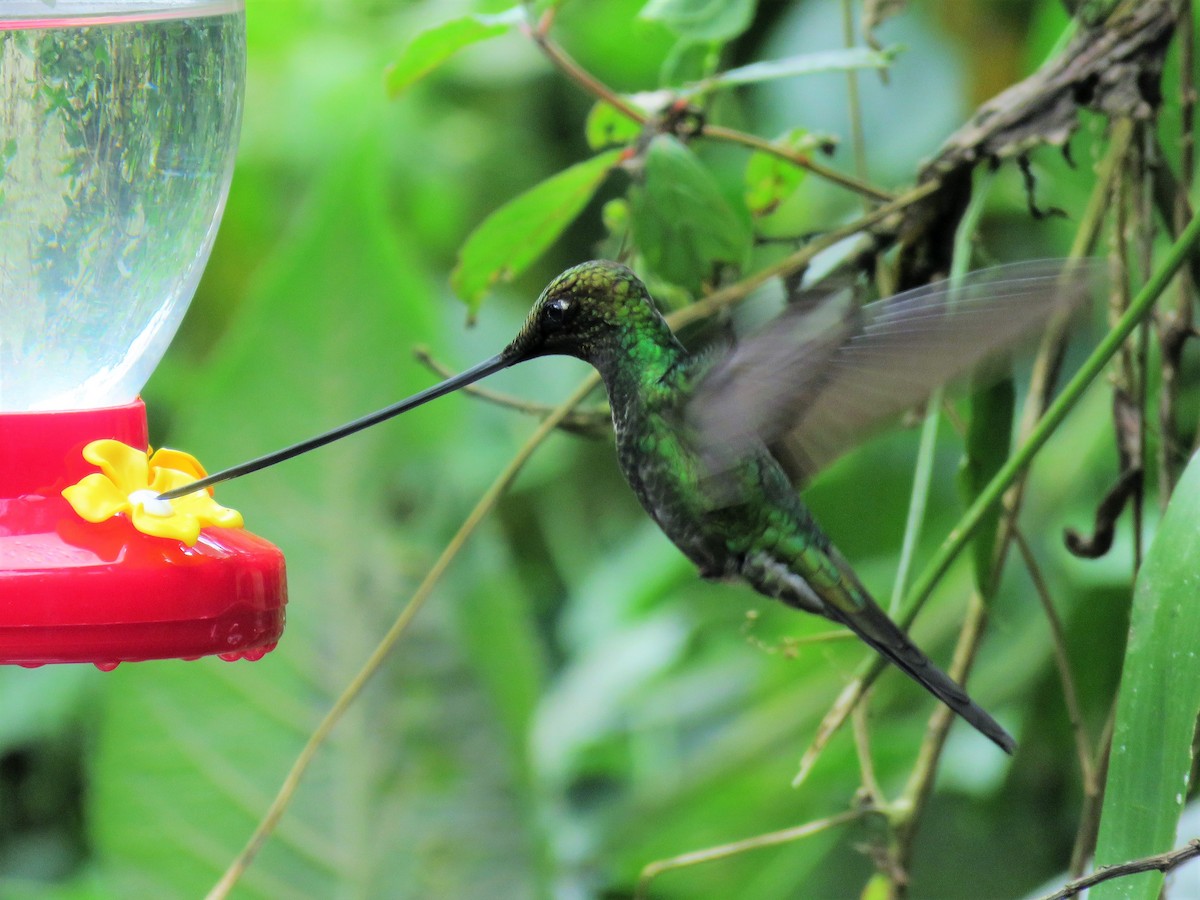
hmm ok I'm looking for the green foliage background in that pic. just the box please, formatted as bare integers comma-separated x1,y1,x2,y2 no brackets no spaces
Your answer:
2,1,1199,898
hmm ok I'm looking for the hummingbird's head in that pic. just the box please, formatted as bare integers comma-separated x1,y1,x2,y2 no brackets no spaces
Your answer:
505,260,673,366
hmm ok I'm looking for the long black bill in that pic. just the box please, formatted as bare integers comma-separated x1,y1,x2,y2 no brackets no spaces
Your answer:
157,352,515,501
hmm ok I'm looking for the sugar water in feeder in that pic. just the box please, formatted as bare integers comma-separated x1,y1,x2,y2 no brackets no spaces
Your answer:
0,0,286,667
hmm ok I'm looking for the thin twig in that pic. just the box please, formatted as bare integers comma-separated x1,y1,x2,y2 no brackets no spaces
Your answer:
413,347,610,435
742,611,858,658
841,0,871,211
1013,530,1095,792
852,702,887,809
205,375,600,899
888,400,940,617
634,809,873,900
1034,839,1200,900
669,179,941,332
526,24,646,124
700,124,895,202
526,28,894,203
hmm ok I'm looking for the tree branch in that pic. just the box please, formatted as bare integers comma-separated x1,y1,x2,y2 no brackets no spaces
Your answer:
1034,839,1200,900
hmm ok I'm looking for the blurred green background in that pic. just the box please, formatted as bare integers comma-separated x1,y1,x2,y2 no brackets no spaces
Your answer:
3,1,1197,897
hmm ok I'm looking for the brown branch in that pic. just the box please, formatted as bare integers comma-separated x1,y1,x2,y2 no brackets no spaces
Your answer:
1070,707,1117,876
699,124,894,202
1034,839,1200,900
526,21,646,124
1158,0,1196,495
897,0,1175,282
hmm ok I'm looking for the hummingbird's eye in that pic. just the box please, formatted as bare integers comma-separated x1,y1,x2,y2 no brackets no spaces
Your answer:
542,297,572,329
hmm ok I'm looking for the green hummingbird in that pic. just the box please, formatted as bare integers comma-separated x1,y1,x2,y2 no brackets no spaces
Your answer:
164,258,1096,753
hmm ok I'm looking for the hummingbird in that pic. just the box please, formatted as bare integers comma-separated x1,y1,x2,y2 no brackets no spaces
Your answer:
163,258,1096,753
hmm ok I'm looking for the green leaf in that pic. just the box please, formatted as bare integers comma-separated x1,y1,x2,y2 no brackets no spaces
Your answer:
629,135,751,291
957,375,1014,594
1092,450,1200,900
743,128,831,217
451,149,624,312
385,9,523,97
639,0,755,43
699,45,899,91
584,101,643,151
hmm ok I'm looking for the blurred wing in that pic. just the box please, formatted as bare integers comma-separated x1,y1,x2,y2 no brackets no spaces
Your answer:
687,259,1102,484
684,290,862,479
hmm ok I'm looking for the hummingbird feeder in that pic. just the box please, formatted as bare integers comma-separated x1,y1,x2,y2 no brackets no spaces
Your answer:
0,0,286,667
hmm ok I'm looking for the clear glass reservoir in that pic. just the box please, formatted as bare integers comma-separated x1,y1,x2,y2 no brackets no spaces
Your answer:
0,1,245,411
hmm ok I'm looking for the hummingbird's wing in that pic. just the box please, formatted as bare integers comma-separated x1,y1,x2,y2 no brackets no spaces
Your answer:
686,259,1101,484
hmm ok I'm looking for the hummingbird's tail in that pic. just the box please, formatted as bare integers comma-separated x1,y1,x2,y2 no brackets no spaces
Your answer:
745,551,1016,754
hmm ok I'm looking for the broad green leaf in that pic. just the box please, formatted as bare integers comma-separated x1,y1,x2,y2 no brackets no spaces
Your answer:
743,128,831,216
584,100,643,150
699,45,899,91
1092,450,1200,900
385,9,523,97
629,135,751,292
639,0,755,43
452,149,624,312
661,37,722,86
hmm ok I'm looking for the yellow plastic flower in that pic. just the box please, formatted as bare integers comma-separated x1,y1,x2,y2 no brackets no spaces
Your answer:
62,440,243,546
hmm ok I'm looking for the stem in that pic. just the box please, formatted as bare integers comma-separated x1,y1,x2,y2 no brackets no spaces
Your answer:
1070,705,1118,876
889,404,939,616
634,809,872,899
701,124,894,202
853,702,887,808
1013,530,1095,793
841,0,870,210
526,27,646,124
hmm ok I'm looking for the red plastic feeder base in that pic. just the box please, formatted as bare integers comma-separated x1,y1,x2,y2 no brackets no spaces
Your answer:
0,399,286,667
